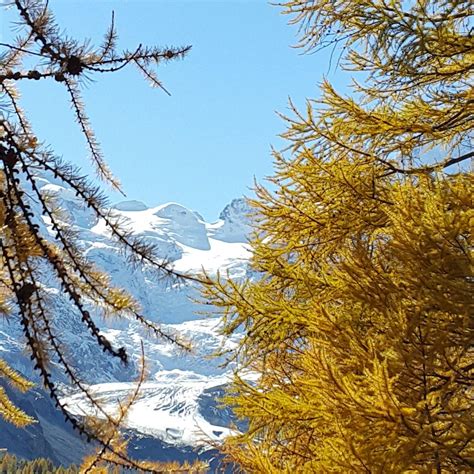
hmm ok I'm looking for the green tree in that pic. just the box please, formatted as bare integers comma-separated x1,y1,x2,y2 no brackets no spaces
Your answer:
0,452,79,473
0,1,206,471
205,1,473,472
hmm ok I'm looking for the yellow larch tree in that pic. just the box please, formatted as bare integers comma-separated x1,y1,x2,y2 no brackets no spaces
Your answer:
0,0,207,471
205,1,473,472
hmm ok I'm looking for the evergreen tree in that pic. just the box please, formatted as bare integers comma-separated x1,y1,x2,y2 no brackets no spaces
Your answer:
0,452,79,473
205,1,473,471
0,0,206,471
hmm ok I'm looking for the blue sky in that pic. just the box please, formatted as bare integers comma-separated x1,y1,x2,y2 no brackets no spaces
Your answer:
1,0,347,220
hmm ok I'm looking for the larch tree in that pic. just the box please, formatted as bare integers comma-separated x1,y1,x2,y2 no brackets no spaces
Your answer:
0,0,207,472
205,1,473,472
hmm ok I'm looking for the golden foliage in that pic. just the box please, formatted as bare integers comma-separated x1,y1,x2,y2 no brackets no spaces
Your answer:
0,0,204,471
205,0,473,472
0,358,35,427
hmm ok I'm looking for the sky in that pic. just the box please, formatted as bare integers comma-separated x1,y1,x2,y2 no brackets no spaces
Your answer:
1,0,348,221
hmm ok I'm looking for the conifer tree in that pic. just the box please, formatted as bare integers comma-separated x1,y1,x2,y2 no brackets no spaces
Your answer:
0,1,207,471
0,452,79,473
205,1,473,471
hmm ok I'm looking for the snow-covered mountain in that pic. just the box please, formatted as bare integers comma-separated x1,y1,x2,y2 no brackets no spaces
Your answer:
0,175,253,463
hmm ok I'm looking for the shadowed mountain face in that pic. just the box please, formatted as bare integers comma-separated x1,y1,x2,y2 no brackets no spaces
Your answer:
0,383,89,465
0,175,251,465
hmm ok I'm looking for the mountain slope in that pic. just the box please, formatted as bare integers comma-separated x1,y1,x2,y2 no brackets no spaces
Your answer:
0,176,252,463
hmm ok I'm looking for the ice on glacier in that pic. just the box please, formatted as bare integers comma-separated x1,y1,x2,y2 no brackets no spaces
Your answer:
1,173,252,450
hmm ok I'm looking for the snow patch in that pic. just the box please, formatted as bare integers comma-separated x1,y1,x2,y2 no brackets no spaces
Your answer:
62,371,237,447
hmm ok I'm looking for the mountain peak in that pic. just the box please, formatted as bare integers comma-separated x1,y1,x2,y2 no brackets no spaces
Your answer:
218,198,251,222
153,202,202,222
208,198,252,243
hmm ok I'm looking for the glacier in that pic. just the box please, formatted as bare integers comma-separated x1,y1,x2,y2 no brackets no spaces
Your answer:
0,175,253,464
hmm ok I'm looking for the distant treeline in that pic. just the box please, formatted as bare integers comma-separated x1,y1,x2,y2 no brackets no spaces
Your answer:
0,453,79,473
